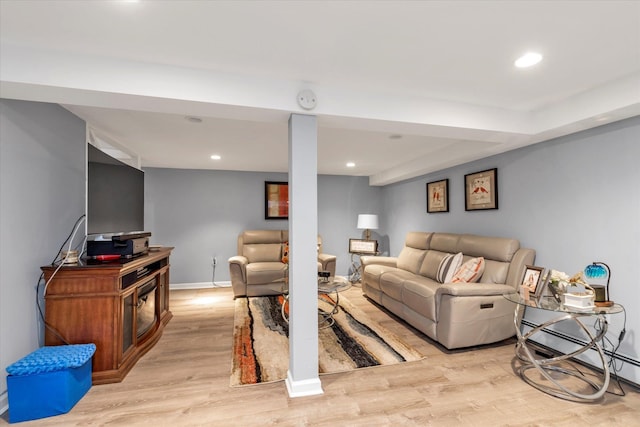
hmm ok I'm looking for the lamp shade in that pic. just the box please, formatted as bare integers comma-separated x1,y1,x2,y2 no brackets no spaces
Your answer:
584,263,608,279
357,214,378,230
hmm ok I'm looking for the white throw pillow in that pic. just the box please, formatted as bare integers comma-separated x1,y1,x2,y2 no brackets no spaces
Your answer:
436,252,463,283
451,257,485,283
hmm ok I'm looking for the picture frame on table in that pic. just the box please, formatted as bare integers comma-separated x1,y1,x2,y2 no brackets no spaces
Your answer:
426,178,449,213
521,265,545,298
464,168,498,211
535,269,553,301
349,239,378,255
265,181,288,219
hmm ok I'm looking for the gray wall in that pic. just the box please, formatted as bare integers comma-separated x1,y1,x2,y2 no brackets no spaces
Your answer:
3,96,636,405
143,169,382,284
144,118,639,383
380,116,640,383
0,100,86,407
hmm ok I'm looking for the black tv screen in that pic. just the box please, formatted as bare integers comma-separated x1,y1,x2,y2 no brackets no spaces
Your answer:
87,144,144,236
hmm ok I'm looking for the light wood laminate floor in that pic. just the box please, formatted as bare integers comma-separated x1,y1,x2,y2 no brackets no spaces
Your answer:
3,286,639,426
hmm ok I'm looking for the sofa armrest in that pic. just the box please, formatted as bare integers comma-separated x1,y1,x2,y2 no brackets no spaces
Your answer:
317,253,336,264
505,247,536,288
436,282,514,298
229,255,249,297
318,253,337,277
361,256,397,268
228,255,248,267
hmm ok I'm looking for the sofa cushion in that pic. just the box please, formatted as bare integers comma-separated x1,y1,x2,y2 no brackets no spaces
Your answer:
402,276,438,322
459,234,519,262
397,247,427,274
379,270,416,301
451,257,485,283
242,230,285,245
246,262,287,285
419,250,446,280
480,259,510,284
362,265,398,291
436,252,463,283
404,231,432,250
429,233,461,254
243,243,282,263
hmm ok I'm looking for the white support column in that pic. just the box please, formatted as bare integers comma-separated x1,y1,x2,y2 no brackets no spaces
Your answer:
285,114,323,397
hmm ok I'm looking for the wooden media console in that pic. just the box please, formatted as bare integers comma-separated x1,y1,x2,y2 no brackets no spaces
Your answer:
41,247,173,384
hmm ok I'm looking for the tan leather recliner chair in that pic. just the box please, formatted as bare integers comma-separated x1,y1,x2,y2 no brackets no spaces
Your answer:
228,230,337,298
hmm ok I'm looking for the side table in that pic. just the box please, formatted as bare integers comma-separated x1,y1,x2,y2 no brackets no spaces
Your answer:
282,276,351,329
347,239,379,284
503,293,623,402
317,277,352,328
349,253,363,283
349,251,380,283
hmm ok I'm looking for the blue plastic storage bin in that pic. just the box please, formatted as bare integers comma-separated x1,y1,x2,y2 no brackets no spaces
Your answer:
5,344,96,423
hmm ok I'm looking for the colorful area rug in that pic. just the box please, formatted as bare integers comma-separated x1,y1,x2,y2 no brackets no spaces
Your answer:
230,293,424,386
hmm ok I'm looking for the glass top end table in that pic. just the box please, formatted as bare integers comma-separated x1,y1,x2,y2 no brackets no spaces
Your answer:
282,276,351,329
504,292,623,402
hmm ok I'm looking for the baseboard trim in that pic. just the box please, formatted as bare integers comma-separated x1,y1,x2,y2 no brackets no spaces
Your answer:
285,370,324,398
0,390,8,417
521,318,640,387
170,281,231,290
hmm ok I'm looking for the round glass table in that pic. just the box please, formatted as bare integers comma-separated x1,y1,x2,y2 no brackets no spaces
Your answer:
282,276,351,329
503,293,623,402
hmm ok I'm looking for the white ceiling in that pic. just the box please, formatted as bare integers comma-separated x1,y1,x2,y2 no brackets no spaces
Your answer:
1,1,639,185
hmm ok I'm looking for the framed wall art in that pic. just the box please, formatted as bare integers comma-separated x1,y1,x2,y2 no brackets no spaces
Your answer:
349,239,378,255
264,181,288,219
464,168,498,211
426,178,449,213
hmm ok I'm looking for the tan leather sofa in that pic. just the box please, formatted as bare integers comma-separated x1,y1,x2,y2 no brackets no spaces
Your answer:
361,232,535,349
229,230,337,298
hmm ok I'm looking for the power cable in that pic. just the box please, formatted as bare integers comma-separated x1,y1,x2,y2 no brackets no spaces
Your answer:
212,255,217,287
37,214,86,345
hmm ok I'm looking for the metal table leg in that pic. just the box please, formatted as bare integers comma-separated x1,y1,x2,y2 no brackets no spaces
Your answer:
512,305,610,402
349,253,361,283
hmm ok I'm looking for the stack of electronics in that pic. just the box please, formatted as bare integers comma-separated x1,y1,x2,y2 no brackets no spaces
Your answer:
86,232,151,260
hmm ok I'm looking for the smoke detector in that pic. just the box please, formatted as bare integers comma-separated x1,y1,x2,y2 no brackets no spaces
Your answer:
297,89,317,110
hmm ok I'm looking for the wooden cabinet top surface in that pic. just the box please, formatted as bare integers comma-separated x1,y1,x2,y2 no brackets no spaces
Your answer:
41,247,174,276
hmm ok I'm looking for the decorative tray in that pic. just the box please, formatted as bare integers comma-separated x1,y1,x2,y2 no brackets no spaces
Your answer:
562,303,596,312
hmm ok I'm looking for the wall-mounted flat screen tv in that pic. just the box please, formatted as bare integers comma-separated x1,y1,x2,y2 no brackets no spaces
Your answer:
87,143,144,236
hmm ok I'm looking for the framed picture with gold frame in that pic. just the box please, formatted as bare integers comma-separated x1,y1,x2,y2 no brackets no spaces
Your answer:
265,181,288,219
349,239,378,255
426,178,449,213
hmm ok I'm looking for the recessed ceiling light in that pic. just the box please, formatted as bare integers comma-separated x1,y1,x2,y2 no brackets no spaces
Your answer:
210,155,221,160
185,116,203,123
515,52,543,68
346,162,356,168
